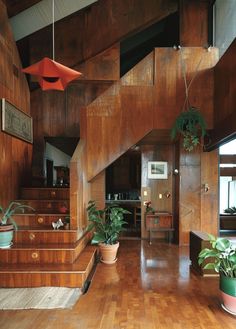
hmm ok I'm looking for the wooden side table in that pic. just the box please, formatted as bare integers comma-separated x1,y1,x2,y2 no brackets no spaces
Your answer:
145,212,174,244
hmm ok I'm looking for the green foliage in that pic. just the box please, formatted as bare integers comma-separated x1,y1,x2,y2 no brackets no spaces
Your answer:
224,207,236,214
86,200,130,245
171,107,206,151
198,234,236,278
0,202,35,230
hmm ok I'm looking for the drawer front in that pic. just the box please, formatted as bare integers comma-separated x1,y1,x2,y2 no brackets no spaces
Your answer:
146,215,172,229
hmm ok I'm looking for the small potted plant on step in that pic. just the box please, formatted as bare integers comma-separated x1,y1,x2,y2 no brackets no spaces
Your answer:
198,234,236,314
0,202,34,248
86,200,130,264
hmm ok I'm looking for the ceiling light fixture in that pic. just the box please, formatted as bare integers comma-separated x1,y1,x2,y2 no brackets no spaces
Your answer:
22,0,82,91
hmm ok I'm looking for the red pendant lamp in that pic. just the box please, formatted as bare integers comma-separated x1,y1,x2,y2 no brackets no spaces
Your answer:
22,0,82,91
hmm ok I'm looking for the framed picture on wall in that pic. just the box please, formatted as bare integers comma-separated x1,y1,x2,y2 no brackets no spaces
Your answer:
148,161,168,179
1,98,33,143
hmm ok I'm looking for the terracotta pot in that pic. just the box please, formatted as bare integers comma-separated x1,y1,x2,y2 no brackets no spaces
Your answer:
220,274,236,314
99,242,119,264
0,224,14,248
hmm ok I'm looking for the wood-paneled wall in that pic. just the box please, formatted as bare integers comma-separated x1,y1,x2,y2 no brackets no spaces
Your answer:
78,46,218,245
206,39,236,149
0,0,32,207
179,146,218,244
85,47,218,183
179,0,210,47
27,0,177,69
141,144,174,239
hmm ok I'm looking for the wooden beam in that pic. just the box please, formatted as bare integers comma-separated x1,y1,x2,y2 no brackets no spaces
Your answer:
220,167,236,176
220,155,236,164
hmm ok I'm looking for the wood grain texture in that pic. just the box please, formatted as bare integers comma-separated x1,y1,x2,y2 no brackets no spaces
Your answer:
1,240,236,328
179,0,210,46
154,47,218,129
0,245,96,288
206,39,236,149
27,0,177,68
179,146,218,245
141,144,174,240
0,1,32,207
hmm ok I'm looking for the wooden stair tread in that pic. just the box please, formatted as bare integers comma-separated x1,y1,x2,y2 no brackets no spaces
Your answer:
4,242,79,250
15,199,69,202
16,226,76,232
14,213,69,216
0,246,96,273
21,187,69,190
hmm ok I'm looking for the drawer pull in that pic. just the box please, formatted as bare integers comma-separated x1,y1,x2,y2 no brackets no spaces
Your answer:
37,217,44,224
29,233,35,240
31,252,39,259
51,191,56,197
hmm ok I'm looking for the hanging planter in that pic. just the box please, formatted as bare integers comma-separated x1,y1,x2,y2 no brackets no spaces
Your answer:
171,46,207,152
171,106,206,152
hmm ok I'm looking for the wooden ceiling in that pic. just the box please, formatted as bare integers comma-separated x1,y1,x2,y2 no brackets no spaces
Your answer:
6,0,41,17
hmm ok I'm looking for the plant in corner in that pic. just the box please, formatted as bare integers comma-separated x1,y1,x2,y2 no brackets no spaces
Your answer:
0,201,35,248
198,234,236,314
86,200,130,264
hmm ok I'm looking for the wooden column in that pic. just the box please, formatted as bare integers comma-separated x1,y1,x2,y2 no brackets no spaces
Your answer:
179,0,210,47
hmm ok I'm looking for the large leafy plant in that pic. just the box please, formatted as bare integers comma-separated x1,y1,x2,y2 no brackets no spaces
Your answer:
0,202,34,230
198,234,236,278
171,106,206,151
86,200,130,245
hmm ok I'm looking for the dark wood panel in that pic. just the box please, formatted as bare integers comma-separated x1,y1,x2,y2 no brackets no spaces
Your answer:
206,39,236,150
27,0,177,69
220,167,236,177
0,1,32,206
220,155,236,164
154,47,218,129
179,0,210,46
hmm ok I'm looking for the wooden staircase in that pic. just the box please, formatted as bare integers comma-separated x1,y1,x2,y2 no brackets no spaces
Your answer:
0,187,96,288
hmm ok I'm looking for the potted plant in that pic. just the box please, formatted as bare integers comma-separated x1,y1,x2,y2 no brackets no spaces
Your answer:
86,200,130,264
171,106,207,152
224,206,236,215
198,234,236,314
0,201,34,248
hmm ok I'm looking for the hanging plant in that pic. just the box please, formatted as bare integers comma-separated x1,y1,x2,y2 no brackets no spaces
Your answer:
170,46,207,152
171,106,206,152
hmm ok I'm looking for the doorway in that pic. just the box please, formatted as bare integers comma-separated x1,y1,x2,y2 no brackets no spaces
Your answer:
46,159,54,186
105,148,141,238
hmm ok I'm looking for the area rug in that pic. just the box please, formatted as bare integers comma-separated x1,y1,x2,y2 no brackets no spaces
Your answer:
0,287,81,310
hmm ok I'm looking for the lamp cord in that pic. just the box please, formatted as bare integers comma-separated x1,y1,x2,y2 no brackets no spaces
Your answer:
52,0,55,61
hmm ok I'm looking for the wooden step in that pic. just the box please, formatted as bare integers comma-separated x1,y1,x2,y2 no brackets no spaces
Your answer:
14,199,69,214
13,228,77,244
0,231,93,265
20,187,69,200
0,246,97,288
12,213,70,228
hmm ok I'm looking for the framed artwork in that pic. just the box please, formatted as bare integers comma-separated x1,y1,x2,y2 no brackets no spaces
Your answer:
148,161,168,179
1,98,33,143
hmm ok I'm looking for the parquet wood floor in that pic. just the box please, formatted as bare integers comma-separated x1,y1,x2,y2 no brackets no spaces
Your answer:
0,240,236,329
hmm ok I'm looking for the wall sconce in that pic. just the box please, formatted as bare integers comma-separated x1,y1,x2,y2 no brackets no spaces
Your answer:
203,183,209,192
